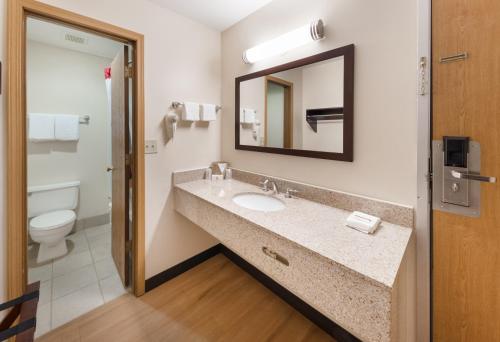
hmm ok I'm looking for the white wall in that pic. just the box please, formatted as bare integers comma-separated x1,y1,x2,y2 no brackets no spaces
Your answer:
0,0,221,285
27,41,112,220
222,0,418,206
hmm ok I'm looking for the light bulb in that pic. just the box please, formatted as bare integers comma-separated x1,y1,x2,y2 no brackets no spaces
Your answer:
242,19,324,64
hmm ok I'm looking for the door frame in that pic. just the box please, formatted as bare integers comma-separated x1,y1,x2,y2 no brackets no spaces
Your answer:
6,0,146,298
264,75,294,148
416,0,432,340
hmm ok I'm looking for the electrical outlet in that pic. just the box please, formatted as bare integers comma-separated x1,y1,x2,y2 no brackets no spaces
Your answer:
145,140,157,154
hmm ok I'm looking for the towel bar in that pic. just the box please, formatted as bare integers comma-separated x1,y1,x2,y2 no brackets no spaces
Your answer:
171,101,221,112
27,114,90,124
79,115,90,124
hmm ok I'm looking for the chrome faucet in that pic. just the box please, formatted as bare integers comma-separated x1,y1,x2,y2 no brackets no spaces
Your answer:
259,179,269,191
268,181,278,195
259,178,279,195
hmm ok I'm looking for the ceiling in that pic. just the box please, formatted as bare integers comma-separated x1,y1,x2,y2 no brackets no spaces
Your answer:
27,17,124,59
149,0,274,31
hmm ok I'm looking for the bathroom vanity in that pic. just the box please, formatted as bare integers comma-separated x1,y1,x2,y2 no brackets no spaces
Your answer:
173,168,414,342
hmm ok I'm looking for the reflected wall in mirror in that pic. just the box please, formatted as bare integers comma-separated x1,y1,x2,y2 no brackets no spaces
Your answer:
236,44,354,161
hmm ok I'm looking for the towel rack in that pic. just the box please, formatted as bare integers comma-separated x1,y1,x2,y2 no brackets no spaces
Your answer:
306,107,344,133
171,101,222,112
79,115,90,124
27,114,90,124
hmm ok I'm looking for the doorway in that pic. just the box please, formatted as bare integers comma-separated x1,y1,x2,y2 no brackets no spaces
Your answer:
265,76,293,148
24,16,137,336
6,0,145,329
431,0,500,340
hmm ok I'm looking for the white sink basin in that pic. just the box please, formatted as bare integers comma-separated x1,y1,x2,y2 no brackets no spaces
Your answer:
232,192,285,212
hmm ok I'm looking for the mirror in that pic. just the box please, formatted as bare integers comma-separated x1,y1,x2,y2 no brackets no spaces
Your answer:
236,44,354,161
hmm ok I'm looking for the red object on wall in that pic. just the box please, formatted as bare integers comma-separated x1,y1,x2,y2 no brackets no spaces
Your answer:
104,67,111,79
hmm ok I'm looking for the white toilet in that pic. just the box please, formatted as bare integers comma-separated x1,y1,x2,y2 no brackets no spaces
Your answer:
28,181,80,263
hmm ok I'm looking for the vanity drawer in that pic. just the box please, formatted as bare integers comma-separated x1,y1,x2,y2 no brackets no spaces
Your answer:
175,188,394,342
223,223,392,342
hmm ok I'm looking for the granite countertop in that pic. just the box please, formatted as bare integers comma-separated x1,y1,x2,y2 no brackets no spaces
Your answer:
175,179,413,289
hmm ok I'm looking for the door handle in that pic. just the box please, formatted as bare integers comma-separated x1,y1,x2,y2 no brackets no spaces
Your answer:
106,166,114,172
262,247,289,266
439,52,468,63
451,170,496,183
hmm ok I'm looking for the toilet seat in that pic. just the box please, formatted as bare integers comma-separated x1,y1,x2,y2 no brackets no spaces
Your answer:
30,210,76,231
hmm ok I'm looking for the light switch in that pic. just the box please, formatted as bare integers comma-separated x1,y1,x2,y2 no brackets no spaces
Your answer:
145,140,157,154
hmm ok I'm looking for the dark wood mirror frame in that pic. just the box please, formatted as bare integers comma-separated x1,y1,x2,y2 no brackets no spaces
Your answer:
235,44,354,161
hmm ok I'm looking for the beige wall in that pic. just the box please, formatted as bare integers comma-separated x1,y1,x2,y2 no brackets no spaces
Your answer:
0,0,221,286
27,41,112,220
239,77,264,146
222,0,418,206
301,58,343,152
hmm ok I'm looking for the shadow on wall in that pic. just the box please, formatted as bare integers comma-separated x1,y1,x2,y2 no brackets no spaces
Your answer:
28,142,78,154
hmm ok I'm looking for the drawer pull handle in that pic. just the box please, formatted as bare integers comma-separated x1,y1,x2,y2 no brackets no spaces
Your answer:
262,247,289,266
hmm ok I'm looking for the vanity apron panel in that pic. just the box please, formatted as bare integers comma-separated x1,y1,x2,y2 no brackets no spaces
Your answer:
175,188,394,342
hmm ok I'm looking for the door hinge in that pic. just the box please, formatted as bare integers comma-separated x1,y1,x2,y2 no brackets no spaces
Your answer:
126,153,133,179
419,56,428,96
125,65,133,78
427,156,433,204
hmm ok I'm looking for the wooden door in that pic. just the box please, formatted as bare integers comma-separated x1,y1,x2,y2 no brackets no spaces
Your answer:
110,46,130,287
432,0,500,340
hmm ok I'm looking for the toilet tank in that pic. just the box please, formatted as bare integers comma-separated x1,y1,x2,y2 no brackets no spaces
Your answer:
28,181,80,218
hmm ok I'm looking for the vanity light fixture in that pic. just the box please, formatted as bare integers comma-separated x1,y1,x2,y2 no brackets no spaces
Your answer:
242,19,325,64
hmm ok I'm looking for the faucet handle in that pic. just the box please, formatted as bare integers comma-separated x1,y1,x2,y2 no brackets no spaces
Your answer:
285,188,299,198
259,178,269,191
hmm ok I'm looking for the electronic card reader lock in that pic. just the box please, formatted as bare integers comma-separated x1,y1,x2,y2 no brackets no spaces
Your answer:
432,136,496,217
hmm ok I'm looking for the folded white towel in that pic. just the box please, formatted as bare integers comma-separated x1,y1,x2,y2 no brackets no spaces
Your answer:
55,114,80,141
29,113,55,142
243,108,256,123
346,211,381,234
240,108,245,123
200,103,217,121
182,102,200,121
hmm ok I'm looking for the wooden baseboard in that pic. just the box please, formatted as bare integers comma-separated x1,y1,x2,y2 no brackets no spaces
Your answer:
145,244,222,292
145,244,360,342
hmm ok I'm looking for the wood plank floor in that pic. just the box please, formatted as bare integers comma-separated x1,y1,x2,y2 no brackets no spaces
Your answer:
37,254,334,342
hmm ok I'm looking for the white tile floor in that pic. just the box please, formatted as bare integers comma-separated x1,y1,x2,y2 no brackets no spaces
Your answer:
28,224,127,338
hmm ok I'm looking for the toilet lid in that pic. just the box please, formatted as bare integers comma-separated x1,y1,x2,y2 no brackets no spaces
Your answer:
30,210,76,231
